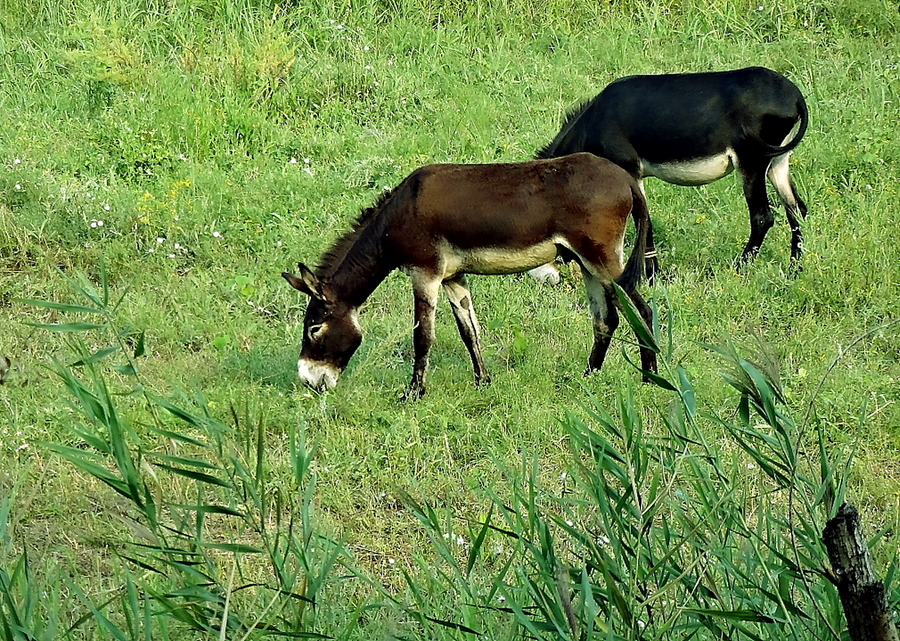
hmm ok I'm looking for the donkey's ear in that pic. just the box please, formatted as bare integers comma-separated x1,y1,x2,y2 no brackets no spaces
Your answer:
282,263,326,301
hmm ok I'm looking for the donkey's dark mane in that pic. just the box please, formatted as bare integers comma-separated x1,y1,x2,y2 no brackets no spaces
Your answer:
535,99,594,159
315,188,397,277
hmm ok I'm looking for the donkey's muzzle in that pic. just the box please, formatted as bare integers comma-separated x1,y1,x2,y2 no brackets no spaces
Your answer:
298,358,340,392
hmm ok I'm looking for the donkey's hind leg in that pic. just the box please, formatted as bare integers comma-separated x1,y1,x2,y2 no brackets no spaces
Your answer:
583,268,658,381
738,162,776,263
767,152,808,267
443,275,490,387
621,286,658,379
636,178,661,285
581,270,620,375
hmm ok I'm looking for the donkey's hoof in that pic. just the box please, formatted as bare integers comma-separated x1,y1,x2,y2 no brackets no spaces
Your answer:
475,374,493,389
401,386,426,402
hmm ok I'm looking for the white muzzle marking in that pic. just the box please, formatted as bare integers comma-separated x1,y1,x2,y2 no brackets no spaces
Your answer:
298,358,340,392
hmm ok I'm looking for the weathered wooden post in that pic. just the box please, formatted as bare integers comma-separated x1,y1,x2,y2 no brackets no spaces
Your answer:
822,503,899,641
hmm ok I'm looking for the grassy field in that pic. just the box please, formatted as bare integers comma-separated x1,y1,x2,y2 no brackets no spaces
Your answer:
1,0,899,638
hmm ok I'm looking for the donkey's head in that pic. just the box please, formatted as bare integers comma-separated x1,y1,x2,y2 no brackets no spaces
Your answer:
283,264,362,392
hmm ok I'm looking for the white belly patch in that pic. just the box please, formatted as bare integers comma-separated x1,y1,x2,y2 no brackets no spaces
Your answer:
443,240,560,277
642,149,737,186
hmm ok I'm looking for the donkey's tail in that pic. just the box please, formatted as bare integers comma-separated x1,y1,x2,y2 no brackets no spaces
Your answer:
755,96,809,158
616,185,651,292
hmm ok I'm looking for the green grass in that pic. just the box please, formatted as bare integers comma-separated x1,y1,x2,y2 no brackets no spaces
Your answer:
1,0,899,637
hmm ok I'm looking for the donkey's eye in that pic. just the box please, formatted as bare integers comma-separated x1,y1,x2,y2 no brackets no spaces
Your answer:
307,324,325,340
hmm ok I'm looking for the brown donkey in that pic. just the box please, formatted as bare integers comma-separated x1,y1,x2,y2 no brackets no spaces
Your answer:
283,152,657,398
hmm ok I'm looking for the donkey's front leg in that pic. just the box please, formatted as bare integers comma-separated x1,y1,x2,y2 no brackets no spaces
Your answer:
406,275,441,400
